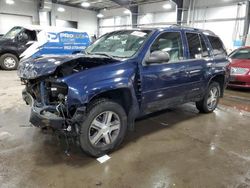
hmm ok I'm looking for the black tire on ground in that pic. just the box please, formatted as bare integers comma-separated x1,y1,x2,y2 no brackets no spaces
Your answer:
196,82,221,113
0,53,19,70
79,99,127,157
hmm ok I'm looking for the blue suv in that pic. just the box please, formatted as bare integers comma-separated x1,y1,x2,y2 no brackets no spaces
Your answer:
18,26,230,157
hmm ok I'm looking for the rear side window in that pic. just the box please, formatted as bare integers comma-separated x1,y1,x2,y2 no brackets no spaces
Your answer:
207,36,227,57
186,32,209,59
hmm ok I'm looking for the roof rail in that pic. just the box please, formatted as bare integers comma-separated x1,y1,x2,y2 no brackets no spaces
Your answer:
170,24,199,31
170,24,216,36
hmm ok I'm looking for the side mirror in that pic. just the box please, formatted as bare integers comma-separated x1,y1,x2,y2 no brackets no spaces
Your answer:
146,50,170,64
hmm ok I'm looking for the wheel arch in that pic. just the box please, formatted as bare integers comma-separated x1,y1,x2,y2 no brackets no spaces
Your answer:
0,50,19,59
88,87,135,116
208,74,225,97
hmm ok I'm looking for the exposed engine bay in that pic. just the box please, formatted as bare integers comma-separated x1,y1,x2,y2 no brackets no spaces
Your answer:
54,56,118,78
20,55,120,134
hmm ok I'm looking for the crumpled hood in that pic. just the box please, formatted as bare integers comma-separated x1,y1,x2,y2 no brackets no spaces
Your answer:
17,55,78,79
17,54,120,79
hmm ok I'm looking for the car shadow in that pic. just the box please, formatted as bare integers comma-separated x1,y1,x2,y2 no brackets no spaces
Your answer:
32,103,208,167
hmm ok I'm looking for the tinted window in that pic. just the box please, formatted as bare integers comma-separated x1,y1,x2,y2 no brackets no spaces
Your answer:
186,33,202,59
150,32,183,62
229,48,250,59
207,36,227,57
23,29,37,41
200,35,209,57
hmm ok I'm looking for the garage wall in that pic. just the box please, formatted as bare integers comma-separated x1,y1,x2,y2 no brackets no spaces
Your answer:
99,8,132,36
190,3,246,50
138,1,177,27
53,4,98,36
0,0,97,36
99,1,177,36
0,0,39,34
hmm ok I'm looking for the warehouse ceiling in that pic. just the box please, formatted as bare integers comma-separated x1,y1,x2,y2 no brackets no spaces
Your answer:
55,0,247,11
55,0,169,10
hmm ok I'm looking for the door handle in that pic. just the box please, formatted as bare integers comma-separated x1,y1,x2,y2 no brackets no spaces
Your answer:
189,70,201,74
206,62,213,68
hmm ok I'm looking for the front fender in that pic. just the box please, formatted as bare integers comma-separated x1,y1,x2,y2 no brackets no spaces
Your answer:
61,61,138,109
65,76,136,105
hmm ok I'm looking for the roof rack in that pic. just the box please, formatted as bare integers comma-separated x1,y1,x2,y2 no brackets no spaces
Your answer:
170,24,216,35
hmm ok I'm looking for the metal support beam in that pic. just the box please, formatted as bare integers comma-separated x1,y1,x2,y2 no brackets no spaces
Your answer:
173,0,184,25
110,0,138,28
39,0,45,9
243,1,250,45
130,5,138,28
109,0,130,7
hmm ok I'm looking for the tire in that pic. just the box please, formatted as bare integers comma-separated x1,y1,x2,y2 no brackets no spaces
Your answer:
79,99,127,157
0,53,19,70
196,82,220,113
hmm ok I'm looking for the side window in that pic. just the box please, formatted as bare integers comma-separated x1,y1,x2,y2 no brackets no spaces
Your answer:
207,36,227,57
150,32,184,62
186,32,203,59
23,29,37,41
200,35,209,57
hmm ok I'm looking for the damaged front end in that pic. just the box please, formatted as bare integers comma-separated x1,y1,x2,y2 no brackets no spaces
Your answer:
21,77,83,135
18,54,119,134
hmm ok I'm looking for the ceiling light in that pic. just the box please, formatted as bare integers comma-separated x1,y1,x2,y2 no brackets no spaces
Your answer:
81,2,90,7
57,7,65,12
97,13,104,18
163,3,172,9
124,9,131,14
6,0,14,5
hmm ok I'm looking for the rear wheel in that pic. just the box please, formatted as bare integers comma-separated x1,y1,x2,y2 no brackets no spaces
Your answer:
0,53,19,70
196,82,220,113
79,99,127,157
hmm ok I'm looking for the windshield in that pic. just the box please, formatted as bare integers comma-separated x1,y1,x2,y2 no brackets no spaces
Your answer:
2,27,23,39
229,48,250,59
85,30,152,58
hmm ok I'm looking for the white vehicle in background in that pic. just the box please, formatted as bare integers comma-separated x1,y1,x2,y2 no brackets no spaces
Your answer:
0,25,90,70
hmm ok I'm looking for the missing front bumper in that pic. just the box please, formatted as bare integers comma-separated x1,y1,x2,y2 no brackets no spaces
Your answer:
30,106,65,129
22,89,66,130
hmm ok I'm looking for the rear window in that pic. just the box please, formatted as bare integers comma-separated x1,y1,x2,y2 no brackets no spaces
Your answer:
229,48,250,59
207,36,227,57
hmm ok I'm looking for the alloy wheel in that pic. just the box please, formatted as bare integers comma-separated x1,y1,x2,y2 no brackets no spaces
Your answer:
3,57,16,69
207,86,219,110
88,111,121,147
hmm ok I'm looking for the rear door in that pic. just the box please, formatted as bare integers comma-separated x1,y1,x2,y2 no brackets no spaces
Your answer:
183,32,212,100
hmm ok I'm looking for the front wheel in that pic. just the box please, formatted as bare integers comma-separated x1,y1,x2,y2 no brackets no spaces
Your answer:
79,99,127,157
0,53,19,70
196,82,221,113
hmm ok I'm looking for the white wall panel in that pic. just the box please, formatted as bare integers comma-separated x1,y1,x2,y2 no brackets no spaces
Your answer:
0,14,32,34
194,4,246,21
191,3,246,50
54,4,97,36
194,20,244,50
0,0,39,31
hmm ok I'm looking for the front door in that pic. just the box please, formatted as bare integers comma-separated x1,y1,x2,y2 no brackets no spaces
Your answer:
140,31,189,113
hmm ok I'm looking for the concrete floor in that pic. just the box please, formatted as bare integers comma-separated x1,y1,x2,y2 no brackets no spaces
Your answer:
0,71,250,188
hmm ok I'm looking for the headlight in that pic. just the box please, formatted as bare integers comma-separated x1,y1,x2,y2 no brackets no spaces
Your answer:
230,67,249,75
50,82,68,98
